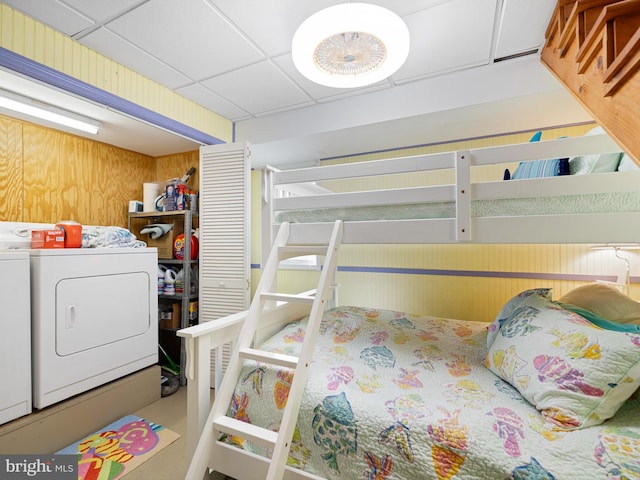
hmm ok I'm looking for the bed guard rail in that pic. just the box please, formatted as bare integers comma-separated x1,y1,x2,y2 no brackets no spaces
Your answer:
177,292,317,461
262,133,627,244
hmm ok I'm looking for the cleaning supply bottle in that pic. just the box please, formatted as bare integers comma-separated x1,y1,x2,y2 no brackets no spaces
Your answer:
157,265,167,294
175,268,184,295
163,268,176,295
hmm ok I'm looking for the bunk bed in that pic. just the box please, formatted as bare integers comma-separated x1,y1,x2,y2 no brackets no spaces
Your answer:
178,127,640,480
263,130,640,247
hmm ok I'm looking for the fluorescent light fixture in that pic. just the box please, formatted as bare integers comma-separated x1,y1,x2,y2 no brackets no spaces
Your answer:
292,3,410,88
0,88,101,134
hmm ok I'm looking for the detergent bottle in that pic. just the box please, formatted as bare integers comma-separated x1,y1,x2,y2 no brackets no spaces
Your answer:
163,268,177,295
157,265,167,294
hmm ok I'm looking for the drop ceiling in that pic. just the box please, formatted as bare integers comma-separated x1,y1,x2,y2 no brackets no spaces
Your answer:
0,0,593,165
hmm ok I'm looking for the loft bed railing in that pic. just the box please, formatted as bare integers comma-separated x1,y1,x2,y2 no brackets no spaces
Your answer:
261,132,639,247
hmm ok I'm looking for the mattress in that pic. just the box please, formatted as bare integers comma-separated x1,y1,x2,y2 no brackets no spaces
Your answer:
225,306,640,479
276,191,640,223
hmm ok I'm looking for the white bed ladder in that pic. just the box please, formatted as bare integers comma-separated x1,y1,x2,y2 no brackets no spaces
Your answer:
186,220,343,480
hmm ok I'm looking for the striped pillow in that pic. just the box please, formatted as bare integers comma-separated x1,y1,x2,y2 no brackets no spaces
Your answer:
511,158,560,179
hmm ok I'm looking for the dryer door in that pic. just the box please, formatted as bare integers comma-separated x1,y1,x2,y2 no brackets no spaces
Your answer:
55,272,151,356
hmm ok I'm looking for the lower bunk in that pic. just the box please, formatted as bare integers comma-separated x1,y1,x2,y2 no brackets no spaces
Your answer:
180,288,640,479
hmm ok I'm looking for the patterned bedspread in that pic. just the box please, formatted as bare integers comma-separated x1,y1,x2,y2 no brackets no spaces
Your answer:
225,306,640,479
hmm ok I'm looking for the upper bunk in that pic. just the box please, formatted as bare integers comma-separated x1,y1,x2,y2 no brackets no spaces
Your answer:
262,129,640,246
541,0,640,166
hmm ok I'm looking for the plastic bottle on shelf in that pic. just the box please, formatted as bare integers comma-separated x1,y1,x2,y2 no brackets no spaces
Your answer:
188,301,198,326
190,265,199,294
175,268,184,295
157,265,166,294
163,268,176,295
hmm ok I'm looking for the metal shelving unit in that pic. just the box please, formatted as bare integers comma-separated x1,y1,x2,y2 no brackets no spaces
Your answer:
129,210,198,386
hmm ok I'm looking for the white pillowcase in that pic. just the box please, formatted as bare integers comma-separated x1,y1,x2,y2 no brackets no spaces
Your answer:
568,126,622,174
486,291,640,430
618,153,640,171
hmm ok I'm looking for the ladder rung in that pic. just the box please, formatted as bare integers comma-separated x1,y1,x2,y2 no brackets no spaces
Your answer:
278,245,327,260
261,292,315,304
239,347,299,369
213,415,278,448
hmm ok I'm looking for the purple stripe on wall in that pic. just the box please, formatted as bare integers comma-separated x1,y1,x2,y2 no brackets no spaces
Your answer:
0,47,224,146
251,263,629,283
337,266,618,282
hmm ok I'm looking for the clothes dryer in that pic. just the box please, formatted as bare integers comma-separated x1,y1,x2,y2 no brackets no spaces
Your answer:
30,248,158,408
0,251,31,424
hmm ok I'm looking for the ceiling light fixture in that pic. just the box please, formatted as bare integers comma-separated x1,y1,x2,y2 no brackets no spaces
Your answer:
292,3,410,89
0,88,101,134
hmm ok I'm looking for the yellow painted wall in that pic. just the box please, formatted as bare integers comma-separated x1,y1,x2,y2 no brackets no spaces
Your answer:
263,124,640,323
0,4,232,144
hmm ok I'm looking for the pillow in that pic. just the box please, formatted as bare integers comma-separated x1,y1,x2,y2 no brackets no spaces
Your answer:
511,158,561,179
558,283,640,325
486,288,552,348
558,303,640,333
485,291,640,430
511,131,563,180
568,126,623,175
528,131,542,142
618,153,640,172
558,157,570,175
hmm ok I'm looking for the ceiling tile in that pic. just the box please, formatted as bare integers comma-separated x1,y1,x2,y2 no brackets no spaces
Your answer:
81,28,191,89
394,0,498,82
363,0,459,17
494,0,557,58
212,0,339,57
273,54,391,101
60,0,147,23
106,0,265,81
176,83,249,121
2,0,93,36
200,61,313,116
273,53,390,99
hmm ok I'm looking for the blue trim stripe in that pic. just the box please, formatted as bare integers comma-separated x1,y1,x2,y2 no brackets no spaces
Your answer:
251,263,630,283
337,266,617,282
0,47,225,146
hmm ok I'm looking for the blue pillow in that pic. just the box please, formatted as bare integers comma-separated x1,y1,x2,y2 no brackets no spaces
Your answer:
511,158,560,179
511,131,564,179
505,131,542,180
529,131,542,142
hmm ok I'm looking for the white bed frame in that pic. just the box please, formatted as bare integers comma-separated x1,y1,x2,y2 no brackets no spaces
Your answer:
179,131,640,480
263,133,640,247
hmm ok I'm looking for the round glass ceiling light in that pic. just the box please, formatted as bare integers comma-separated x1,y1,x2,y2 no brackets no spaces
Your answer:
292,3,410,89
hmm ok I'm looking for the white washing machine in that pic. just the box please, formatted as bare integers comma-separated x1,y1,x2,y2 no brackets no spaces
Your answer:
0,250,31,424
30,247,158,408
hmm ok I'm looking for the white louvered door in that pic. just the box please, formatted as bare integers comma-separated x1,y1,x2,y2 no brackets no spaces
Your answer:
199,142,251,388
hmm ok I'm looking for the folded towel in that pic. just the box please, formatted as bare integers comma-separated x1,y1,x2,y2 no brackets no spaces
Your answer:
140,223,173,240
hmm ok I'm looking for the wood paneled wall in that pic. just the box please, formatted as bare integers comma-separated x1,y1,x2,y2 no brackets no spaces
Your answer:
155,151,200,192
0,114,199,227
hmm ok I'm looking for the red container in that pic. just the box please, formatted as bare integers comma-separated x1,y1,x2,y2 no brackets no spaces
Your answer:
173,233,198,260
31,230,65,249
55,222,83,248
